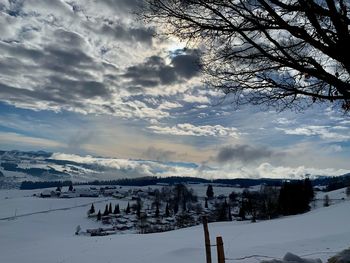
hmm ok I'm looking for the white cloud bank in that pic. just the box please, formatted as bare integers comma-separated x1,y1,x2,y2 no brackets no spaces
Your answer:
148,123,240,138
50,152,349,180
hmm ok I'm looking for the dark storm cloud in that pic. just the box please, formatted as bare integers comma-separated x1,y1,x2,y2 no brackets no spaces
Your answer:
171,51,202,79
216,144,276,164
123,49,201,88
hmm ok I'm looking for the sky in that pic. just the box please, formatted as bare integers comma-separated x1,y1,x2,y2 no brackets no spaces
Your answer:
0,0,349,179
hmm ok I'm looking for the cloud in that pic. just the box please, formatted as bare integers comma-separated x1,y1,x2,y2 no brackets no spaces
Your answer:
279,125,350,142
122,49,201,89
0,132,62,148
99,22,155,45
141,146,177,162
148,123,240,138
215,144,276,164
157,101,182,110
67,130,96,152
254,163,350,179
48,152,350,180
182,93,209,104
0,0,206,123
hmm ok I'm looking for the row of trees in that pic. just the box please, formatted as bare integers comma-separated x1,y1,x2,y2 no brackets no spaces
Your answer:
88,203,121,221
206,179,315,222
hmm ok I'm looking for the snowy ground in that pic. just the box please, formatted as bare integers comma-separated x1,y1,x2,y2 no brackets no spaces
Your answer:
0,186,349,263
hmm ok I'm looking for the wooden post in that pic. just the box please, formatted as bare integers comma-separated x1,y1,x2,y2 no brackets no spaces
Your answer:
202,216,212,263
216,236,225,263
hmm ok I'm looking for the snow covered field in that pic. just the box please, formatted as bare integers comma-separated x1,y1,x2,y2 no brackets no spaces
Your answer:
0,187,349,263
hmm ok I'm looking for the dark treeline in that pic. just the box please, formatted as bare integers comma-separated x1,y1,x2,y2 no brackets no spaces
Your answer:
20,180,73,190
19,173,350,190
316,174,350,191
214,178,285,187
206,178,315,223
278,179,314,215
19,176,285,189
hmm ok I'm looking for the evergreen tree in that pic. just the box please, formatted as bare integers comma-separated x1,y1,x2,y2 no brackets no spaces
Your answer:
205,198,208,209
126,202,130,214
136,201,141,218
217,199,228,221
97,210,101,221
108,203,112,214
206,185,214,199
182,199,187,212
89,203,95,214
103,204,109,216
165,203,170,217
173,201,179,214
68,184,73,191
278,180,313,215
238,199,246,220
229,191,237,203
114,204,120,214
303,178,315,202
155,202,160,217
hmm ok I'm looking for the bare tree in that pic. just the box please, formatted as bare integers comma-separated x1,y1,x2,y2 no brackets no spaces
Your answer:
143,0,350,110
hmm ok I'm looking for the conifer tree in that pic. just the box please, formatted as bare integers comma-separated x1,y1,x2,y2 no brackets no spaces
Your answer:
205,198,208,209
206,185,214,199
126,202,130,214
136,201,141,218
103,204,109,216
89,203,95,214
108,203,112,214
97,210,101,221
165,203,170,217
239,199,246,220
173,202,179,215
155,202,160,217
114,204,120,214
182,199,187,212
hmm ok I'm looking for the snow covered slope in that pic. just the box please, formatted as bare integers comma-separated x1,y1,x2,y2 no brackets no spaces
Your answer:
0,189,349,263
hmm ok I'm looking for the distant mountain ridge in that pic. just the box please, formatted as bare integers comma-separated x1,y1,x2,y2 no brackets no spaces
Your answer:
0,150,203,184
1,150,350,189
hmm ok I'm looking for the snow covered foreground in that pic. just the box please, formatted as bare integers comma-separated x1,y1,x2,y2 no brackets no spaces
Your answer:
0,191,350,263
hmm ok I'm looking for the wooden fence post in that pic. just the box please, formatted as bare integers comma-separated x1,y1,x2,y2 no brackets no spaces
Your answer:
202,216,212,263
216,236,225,263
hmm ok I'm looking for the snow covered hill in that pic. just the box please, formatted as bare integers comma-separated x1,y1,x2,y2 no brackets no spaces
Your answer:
0,188,349,263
